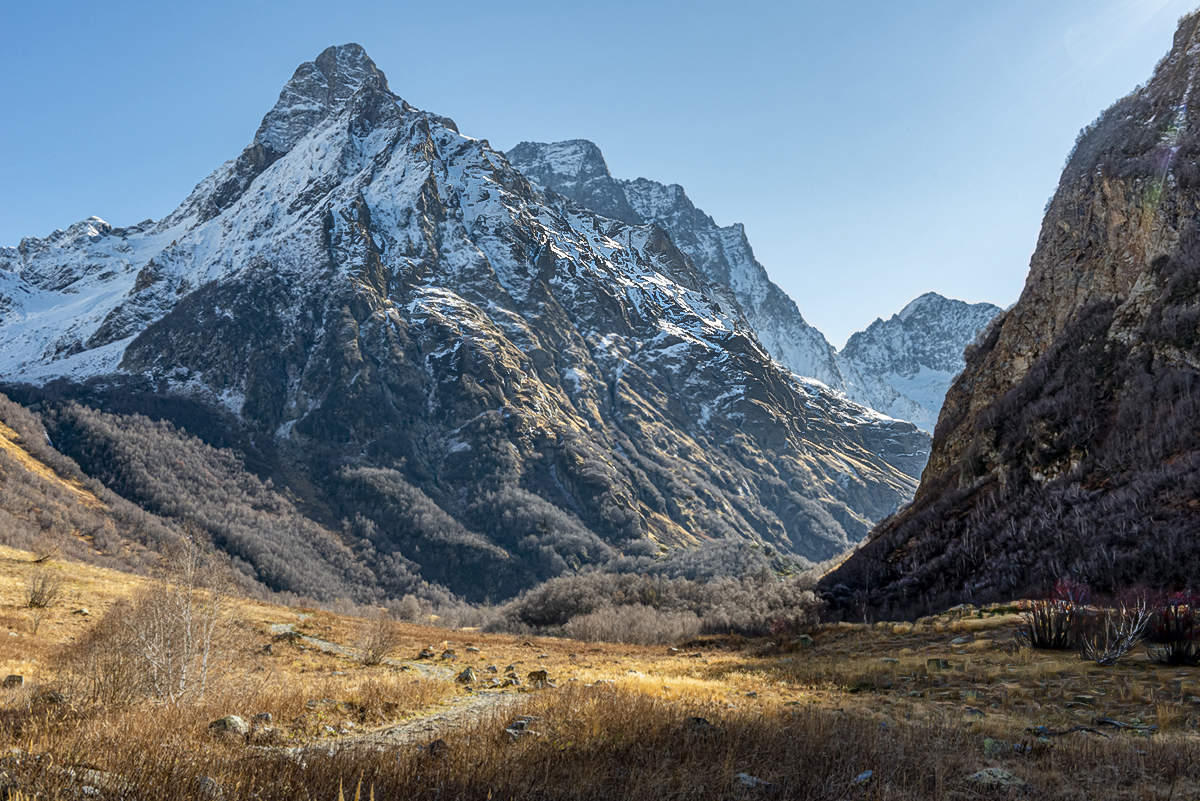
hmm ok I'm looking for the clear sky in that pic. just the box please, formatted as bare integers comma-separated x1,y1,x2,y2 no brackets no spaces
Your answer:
1,0,1193,345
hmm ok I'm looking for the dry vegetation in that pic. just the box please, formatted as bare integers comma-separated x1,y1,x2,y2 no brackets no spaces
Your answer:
0,548,1198,800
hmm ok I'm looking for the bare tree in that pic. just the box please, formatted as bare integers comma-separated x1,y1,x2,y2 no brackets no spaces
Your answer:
60,540,230,705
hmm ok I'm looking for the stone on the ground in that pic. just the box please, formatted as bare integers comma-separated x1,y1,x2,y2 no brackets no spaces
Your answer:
456,667,477,684
209,715,249,736
967,768,1027,789
734,772,772,789
926,658,951,670
417,647,436,659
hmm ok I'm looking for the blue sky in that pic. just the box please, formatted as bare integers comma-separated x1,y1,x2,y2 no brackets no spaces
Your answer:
0,0,1193,345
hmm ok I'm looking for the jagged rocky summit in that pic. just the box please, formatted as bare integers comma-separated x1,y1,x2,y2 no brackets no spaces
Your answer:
0,44,928,602
837,293,1002,433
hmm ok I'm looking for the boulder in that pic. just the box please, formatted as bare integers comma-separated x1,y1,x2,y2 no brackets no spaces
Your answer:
208,715,250,737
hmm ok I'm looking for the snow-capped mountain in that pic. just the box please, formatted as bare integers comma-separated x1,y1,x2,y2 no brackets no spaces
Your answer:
506,141,1000,435
0,45,928,600
836,293,1002,433
507,140,846,388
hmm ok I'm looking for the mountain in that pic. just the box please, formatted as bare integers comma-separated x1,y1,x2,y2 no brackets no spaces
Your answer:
836,293,1002,433
823,13,1200,617
0,45,929,603
506,141,1001,435
506,140,846,388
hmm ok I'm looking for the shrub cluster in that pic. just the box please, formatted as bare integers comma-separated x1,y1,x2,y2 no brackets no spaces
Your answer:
1020,579,1200,667
492,556,822,644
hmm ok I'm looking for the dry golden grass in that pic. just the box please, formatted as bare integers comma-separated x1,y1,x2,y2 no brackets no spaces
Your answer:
2,549,1199,799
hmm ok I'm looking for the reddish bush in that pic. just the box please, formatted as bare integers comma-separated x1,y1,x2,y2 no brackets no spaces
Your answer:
1146,591,1200,666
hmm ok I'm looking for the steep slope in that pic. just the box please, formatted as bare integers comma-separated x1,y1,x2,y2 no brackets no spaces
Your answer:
506,140,846,388
824,13,1200,617
836,293,1002,433
0,45,928,602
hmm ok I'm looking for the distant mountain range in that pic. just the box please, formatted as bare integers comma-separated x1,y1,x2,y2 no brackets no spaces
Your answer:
0,44,951,602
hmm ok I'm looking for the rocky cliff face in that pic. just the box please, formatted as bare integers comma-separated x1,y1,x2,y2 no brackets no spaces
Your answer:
507,140,847,388
823,13,1200,617
836,293,1002,433
0,45,928,601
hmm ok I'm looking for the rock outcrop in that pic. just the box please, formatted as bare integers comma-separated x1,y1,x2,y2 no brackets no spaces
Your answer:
824,13,1200,617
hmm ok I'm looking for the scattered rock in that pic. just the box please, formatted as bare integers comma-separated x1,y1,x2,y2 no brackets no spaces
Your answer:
967,768,1027,789
252,712,273,725
2,676,23,689
880,657,900,665
456,667,477,684
734,772,772,790
485,665,498,673
950,636,970,645
504,664,517,672
72,608,90,616
964,707,985,718
793,635,814,648
685,716,720,736
208,715,249,737
197,776,223,799
926,658,950,671
417,647,436,659
527,669,550,688
440,649,457,660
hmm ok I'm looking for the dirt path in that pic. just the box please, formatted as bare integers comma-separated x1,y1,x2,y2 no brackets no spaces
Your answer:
267,622,523,754
291,691,522,756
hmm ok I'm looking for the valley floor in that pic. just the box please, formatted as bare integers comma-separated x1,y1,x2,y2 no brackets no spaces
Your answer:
1,546,1198,800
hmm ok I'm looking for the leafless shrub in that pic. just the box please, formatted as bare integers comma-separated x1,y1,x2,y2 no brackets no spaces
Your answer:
1079,598,1152,666
1018,579,1090,650
357,610,402,666
58,541,229,705
30,532,62,564
24,567,63,609
1146,591,1200,666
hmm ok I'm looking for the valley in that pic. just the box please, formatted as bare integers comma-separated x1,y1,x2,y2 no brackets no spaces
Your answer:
2,547,1199,799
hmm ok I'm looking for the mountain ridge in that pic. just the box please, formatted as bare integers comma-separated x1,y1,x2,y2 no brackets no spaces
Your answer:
0,44,928,602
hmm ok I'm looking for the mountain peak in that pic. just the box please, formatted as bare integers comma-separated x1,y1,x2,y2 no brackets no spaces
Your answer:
896,291,946,320
508,140,612,183
254,43,392,155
